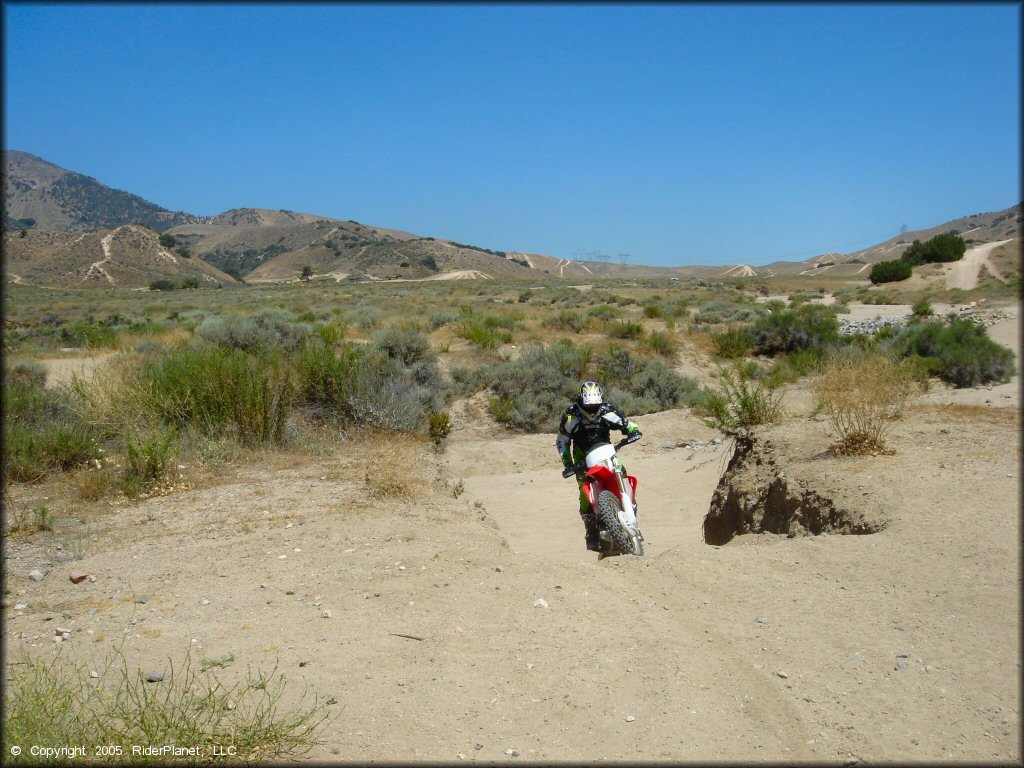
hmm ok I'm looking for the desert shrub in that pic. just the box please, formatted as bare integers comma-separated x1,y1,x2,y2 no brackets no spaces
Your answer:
698,362,783,434
765,347,828,387
486,342,593,431
588,304,622,322
429,310,458,329
639,329,676,358
607,320,645,340
59,320,119,349
131,344,295,445
869,259,913,284
316,319,347,347
462,323,513,350
642,303,664,319
3,363,102,482
545,310,590,333
3,650,329,763
427,411,452,444
811,351,920,455
892,318,1017,388
121,427,176,498
195,310,314,352
911,298,933,317
694,301,766,325
750,304,839,356
447,363,496,397
372,325,435,367
594,345,704,414
296,341,437,431
711,327,753,359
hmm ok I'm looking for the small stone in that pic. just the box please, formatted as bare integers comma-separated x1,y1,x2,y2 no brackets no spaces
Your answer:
895,660,909,671
506,748,520,757
136,596,149,605
895,624,909,631
455,626,465,634
14,603,27,610
755,617,768,624
533,598,549,609
28,569,45,582
775,671,788,679
144,670,164,683
62,610,72,620
474,743,483,750
896,652,910,658
89,670,99,679
42,612,56,621
69,571,88,584
201,599,210,605
626,715,636,722
331,747,340,755
495,566,503,573
321,609,332,619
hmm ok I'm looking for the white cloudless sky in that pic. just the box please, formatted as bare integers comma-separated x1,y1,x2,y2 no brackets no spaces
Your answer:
3,2,1020,266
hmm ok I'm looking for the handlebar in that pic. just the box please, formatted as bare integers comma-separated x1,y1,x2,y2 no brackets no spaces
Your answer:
562,432,642,478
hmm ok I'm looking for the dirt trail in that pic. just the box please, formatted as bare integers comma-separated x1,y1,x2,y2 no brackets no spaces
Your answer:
946,239,1014,290
5,329,1021,762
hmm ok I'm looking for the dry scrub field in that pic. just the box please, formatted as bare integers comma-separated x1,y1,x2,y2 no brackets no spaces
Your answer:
3,277,1020,763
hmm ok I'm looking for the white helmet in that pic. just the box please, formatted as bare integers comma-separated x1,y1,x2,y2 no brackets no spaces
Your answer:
578,381,603,414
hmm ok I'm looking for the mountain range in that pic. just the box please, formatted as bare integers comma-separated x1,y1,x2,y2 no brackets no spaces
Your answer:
3,150,1020,289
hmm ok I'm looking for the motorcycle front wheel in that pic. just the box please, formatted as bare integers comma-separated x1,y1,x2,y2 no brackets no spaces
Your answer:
596,490,642,556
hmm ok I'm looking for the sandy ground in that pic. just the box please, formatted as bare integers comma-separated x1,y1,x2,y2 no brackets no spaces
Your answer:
3,305,1020,764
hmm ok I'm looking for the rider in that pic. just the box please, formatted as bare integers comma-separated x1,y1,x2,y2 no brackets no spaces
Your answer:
556,381,641,551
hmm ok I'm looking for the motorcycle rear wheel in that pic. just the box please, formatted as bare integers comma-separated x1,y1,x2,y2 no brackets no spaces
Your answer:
596,490,641,556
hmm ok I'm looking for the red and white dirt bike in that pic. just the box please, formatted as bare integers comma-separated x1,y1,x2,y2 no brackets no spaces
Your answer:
563,432,644,559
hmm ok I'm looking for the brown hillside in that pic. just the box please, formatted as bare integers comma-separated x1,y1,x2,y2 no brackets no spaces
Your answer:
2,225,238,289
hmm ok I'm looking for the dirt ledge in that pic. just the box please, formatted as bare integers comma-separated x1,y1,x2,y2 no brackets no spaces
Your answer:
703,425,891,545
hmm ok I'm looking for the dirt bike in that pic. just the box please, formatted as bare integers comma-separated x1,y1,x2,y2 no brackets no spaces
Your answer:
562,432,644,559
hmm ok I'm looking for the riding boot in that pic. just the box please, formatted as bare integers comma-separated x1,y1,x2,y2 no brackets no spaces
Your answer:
581,510,600,551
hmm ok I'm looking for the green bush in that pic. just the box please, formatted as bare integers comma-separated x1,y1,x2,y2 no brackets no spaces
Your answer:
911,298,933,317
699,362,783,434
901,233,966,266
640,330,676,358
545,310,590,333
893,318,1017,387
607,320,645,340
59,320,119,348
132,344,295,445
122,427,176,498
750,304,839,356
870,259,913,284
588,304,622,322
711,327,753,359
3,363,101,482
296,341,437,431
765,347,828,387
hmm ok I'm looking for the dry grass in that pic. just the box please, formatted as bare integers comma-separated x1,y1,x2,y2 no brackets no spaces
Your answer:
358,433,438,501
911,402,1021,428
812,352,922,455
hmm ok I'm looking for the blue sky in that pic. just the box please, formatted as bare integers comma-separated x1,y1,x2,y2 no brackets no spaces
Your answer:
3,2,1020,267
